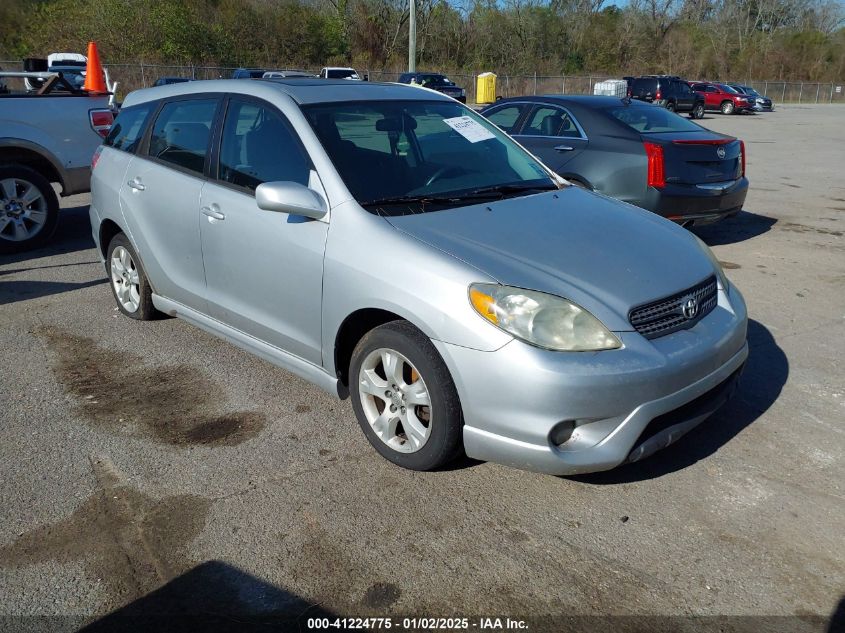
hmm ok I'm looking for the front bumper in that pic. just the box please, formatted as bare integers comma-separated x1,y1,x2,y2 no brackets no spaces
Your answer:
434,285,748,475
642,177,748,225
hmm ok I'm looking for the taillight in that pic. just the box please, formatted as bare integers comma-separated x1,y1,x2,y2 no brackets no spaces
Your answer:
644,142,665,188
740,140,746,177
89,108,114,138
91,146,103,170
655,90,662,100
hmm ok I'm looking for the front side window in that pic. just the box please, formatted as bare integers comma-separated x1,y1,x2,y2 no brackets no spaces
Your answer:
521,106,582,138
218,99,310,192
303,100,554,212
104,103,154,153
484,105,524,133
147,98,217,174
607,105,702,134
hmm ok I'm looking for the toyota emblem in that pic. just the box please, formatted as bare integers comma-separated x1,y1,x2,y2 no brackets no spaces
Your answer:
682,297,699,319
716,146,726,159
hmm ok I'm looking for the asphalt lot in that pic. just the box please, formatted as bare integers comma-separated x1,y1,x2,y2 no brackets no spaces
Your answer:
1,104,843,632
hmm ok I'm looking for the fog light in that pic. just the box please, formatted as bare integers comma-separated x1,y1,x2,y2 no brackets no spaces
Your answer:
550,420,576,446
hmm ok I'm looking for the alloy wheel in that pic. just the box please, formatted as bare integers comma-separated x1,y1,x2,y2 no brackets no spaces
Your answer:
358,347,432,453
110,246,141,312
0,178,48,242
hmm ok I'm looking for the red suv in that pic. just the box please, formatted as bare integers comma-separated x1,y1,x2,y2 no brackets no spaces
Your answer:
690,82,753,115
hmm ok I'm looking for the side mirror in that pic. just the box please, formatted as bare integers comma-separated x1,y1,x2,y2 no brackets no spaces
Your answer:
255,181,327,220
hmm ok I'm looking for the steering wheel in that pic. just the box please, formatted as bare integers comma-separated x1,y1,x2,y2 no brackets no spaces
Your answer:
424,166,461,188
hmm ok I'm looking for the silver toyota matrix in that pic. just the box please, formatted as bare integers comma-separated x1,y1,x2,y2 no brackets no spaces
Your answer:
90,79,748,475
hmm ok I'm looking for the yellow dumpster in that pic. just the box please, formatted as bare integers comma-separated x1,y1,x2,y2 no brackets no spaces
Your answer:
476,72,497,104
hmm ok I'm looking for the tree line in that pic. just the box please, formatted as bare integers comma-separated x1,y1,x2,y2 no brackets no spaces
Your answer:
1,0,843,81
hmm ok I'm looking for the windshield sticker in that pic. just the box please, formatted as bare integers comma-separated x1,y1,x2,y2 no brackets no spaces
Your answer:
443,116,496,143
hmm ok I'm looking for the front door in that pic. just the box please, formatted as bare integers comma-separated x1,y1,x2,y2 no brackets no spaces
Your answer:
199,97,328,365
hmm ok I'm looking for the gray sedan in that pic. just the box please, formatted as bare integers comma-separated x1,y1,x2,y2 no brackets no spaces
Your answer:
90,78,747,475
481,96,749,226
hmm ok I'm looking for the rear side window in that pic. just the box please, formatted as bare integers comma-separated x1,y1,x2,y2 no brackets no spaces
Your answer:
104,104,153,153
484,105,524,133
606,106,702,134
522,106,583,138
218,99,310,192
147,99,217,174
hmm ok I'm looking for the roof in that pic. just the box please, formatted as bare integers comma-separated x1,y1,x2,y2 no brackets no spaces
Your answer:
491,95,650,108
123,78,451,108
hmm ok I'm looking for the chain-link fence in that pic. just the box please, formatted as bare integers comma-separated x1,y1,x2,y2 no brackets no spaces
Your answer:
3,60,843,105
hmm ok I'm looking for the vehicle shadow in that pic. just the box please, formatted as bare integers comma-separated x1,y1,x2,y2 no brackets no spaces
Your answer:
828,595,845,633
79,560,339,633
0,278,106,305
692,209,777,246
0,204,95,266
569,319,787,485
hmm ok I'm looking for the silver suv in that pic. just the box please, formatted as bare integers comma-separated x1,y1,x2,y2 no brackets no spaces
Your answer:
90,79,748,475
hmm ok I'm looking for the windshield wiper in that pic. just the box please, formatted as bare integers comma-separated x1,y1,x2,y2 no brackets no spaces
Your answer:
361,194,455,208
459,183,559,199
361,183,558,210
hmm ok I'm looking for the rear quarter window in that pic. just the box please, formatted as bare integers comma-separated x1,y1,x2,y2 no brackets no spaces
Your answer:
104,104,154,153
606,106,702,134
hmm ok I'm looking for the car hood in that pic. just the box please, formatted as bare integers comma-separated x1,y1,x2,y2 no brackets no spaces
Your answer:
385,188,716,332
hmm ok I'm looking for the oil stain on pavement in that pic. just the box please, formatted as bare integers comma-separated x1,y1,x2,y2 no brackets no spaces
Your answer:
35,326,265,447
0,457,211,602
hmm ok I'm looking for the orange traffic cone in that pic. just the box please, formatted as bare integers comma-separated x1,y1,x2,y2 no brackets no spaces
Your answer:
83,41,108,93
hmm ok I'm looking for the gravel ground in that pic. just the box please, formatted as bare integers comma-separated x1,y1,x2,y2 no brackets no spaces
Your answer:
0,104,843,633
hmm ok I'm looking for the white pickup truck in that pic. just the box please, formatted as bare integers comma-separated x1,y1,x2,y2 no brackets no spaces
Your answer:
0,70,113,253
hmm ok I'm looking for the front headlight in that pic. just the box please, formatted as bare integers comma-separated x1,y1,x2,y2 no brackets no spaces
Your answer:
469,284,621,351
694,236,730,294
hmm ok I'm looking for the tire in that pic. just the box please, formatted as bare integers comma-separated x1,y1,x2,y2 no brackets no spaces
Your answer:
0,165,60,254
720,100,734,115
690,103,705,119
349,320,463,471
665,101,676,112
106,233,158,320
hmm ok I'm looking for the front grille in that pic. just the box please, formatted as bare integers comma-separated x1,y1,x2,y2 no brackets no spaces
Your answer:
629,276,717,339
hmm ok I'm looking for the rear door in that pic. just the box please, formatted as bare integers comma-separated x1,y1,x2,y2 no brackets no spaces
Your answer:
512,104,588,170
198,96,327,364
632,78,657,102
120,96,220,311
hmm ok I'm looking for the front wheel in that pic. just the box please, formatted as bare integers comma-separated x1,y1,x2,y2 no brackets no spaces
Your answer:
690,103,705,119
0,165,59,254
350,321,463,471
721,100,735,115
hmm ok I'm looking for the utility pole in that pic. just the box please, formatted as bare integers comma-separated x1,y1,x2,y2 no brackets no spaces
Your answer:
408,0,416,72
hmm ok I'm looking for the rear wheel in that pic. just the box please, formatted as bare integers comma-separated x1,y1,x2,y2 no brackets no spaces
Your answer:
350,321,463,471
0,165,59,254
720,100,734,115
107,233,159,320
690,103,705,119
665,101,676,112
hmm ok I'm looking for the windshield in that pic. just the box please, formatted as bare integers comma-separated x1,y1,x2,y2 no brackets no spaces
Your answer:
719,84,739,94
303,100,555,212
421,75,454,87
742,86,761,96
606,105,703,134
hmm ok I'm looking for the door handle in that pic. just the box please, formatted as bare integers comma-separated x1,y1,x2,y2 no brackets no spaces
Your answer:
201,205,225,221
554,145,575,152
127,178,145,191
